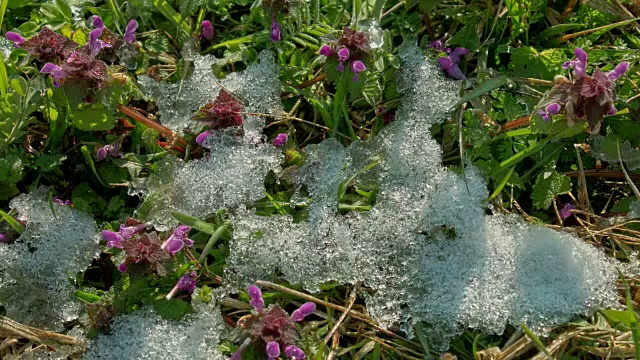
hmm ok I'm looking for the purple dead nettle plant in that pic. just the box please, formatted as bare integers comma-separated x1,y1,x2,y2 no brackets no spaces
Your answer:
160,225,194,256
428,40,469,80
319,27,371,81
192,89,244,144
536,47,630,134
273,133,288,147
232,285,315,359
271,15,282,42
560,203,575,220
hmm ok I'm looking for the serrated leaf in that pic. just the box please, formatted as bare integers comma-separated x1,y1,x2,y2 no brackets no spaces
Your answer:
153,298,192,321
35,153,67,173
531,171,572,209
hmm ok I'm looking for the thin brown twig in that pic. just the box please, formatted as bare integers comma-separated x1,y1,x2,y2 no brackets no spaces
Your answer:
323,282,360,345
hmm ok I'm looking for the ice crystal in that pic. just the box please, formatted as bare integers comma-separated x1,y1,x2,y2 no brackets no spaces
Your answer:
134,51,283,230
86,294,225,360
0,188,100,329
225,44,618,349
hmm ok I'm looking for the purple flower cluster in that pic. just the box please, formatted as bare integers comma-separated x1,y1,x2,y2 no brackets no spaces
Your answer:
537,48,629,133
201,20,214,40
160,225,194,256
320,45,367,81
319,27,371,82
429,41,469,80
5,17,137,89
233,285,315,359
193,89,244,145
102,223,147,249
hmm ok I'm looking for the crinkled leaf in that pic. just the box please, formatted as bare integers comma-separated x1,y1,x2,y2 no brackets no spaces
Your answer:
70,105,116,131
531,171,572,209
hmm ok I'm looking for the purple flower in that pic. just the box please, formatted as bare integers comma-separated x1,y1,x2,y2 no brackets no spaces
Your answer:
337,47,350,72
5,31,25,48
92,15,105,30
123,19,138,43
319,45,332,57
52,196,72,206
562,48,588,78
102,224,145,249
195,130,211,145
166,271,197,300
248,285,264,313
273,133,288,147
266,341,281,359
40,63,67,87
608,61,629,82
350,60,366,81
429,40,446,52
161,225,194,256
284,345,305,359
118,263,127,272
96,136,125,161
289,302,315,322
88,28,111,57
607,106,617,115
560,203,575,220
437,57,465,80
201,20,214,40
271,16,282,42
0,233,10,243
536,103,561,122
448,47,469,64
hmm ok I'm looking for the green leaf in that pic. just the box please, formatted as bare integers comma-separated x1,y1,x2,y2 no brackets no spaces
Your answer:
600,309,634,329
71,182,107,213
450,77,511,110
153,298,192,321
70,105,116,131
35,154,67,173
447,23,481,52
74,290,102,303
498,45,565,80
171,211,220,235
531,171,572,210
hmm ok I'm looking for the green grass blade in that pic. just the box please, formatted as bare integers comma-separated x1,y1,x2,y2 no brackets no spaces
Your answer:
450,77,511,110
619,270,640,360
151,0,191,35
0,52,8,97
488,167,514,202
80,145,107,187
0,209,24,234
521,322,550,358
0,0,8,30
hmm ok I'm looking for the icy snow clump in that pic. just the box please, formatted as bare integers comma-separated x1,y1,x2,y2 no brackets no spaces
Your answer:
86,294,225,360
225,44,618,349
0,187,100,329
134,51,283,230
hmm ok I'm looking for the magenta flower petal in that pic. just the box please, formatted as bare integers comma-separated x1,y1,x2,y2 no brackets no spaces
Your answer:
102,230,125,249
201,20,214,40
6,31,25,47
119,224,146,239
448,47,469,64
319,45,332,57
96,146,108,161
166,271,197,299
248,285,264,313
0,233,10,243
337,47,349,63
608,61,629,81
40,63,61,74
118,263,127,272
573,48,588,78
162,237,185,256
273,133,288,147
92,15,105,30
284,345,305,359
444,64,466,80
290,302,316,322
195,130,211,145
560,203,575,220
266,341,281,359
336,62,345,72
607,106,617,115
429,40,445,52
124,19,138,43
270,16,282,42
545,103,561,115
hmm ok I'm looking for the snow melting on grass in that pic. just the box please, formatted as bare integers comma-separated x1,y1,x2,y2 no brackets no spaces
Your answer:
0,187,100,330
135,51,283,230
225,44,618,349
86,294,225,360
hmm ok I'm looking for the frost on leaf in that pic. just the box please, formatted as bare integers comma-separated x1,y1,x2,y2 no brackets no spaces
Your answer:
86,294,225,360
134,51,283,230
0,188,100,329
225,44,617,349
